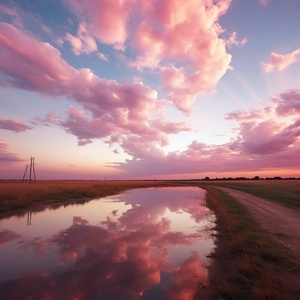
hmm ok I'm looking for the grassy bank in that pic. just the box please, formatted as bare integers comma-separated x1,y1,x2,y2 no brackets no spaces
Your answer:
199,180,300,209
0,180,177,216
201,186,299,299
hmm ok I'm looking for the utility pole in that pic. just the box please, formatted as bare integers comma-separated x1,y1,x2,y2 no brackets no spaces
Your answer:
22,165,28,182
32,157,36,182
22,157,37,183
29,157,32,183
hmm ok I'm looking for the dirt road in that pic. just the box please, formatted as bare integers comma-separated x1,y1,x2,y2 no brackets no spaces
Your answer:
216,187,300,261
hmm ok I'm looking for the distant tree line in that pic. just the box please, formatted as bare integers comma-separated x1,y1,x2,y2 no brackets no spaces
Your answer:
201,176,299,181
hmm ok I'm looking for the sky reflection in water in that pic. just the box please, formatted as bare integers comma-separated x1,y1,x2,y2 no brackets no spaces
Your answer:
0,187,215,299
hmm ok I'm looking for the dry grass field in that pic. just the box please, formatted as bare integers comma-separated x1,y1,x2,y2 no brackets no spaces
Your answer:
0,180,178,215
1,179,299,216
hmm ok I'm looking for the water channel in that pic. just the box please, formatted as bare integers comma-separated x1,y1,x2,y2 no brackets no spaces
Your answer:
0,186,216,299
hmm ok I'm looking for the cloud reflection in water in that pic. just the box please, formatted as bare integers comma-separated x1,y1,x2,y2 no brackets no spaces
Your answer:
0,187,215,299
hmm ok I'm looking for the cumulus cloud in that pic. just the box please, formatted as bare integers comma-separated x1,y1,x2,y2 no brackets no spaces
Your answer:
131,0,232,113
239,120,298,154
0,21,192,157
0,118,32,132
64,0,233,113
64,0,133,50
226,89,300,155
262,49,300,72
113,89,300,177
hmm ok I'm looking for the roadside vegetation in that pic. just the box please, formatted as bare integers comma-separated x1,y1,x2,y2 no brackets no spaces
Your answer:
198,179,300,209
201,186,299,299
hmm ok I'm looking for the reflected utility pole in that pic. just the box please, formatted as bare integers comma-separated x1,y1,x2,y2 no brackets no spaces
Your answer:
27,211,32,226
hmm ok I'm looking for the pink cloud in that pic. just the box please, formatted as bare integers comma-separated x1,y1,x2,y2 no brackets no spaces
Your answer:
31,113,60,126
168,252,207,300
0,22,192,155
0,118,32,132
65,22,98,55
225,108,265,121
226,31,248,48
65,0,134,50
262,49,300,72
240,120,299,154
132,0,232,113
61,105,115,146
272,90,300,116
97,52,108,61
64,0,233,113
113,91,300,177
0,139,24,163
2,1,232,116
0,22,75,95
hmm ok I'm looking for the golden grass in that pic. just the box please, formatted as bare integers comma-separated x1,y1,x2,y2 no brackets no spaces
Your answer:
0,180,178,215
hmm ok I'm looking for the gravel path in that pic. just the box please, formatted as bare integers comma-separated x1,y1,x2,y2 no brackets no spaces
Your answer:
216,187,300,261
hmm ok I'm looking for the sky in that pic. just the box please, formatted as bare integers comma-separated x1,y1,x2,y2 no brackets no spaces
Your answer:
0,0,300,180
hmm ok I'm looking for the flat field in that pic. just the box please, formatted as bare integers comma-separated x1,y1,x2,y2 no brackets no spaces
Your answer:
1,179,299,216
0,180,178,216
198,179,300,209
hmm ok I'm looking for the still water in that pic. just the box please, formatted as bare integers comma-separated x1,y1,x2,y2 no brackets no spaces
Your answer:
0,187,215,299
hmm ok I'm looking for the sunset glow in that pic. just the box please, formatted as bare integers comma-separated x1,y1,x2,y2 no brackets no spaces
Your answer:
0,0,299,179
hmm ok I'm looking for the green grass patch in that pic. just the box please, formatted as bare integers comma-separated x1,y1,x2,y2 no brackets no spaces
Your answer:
197,180,300,209
202,186,298,299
